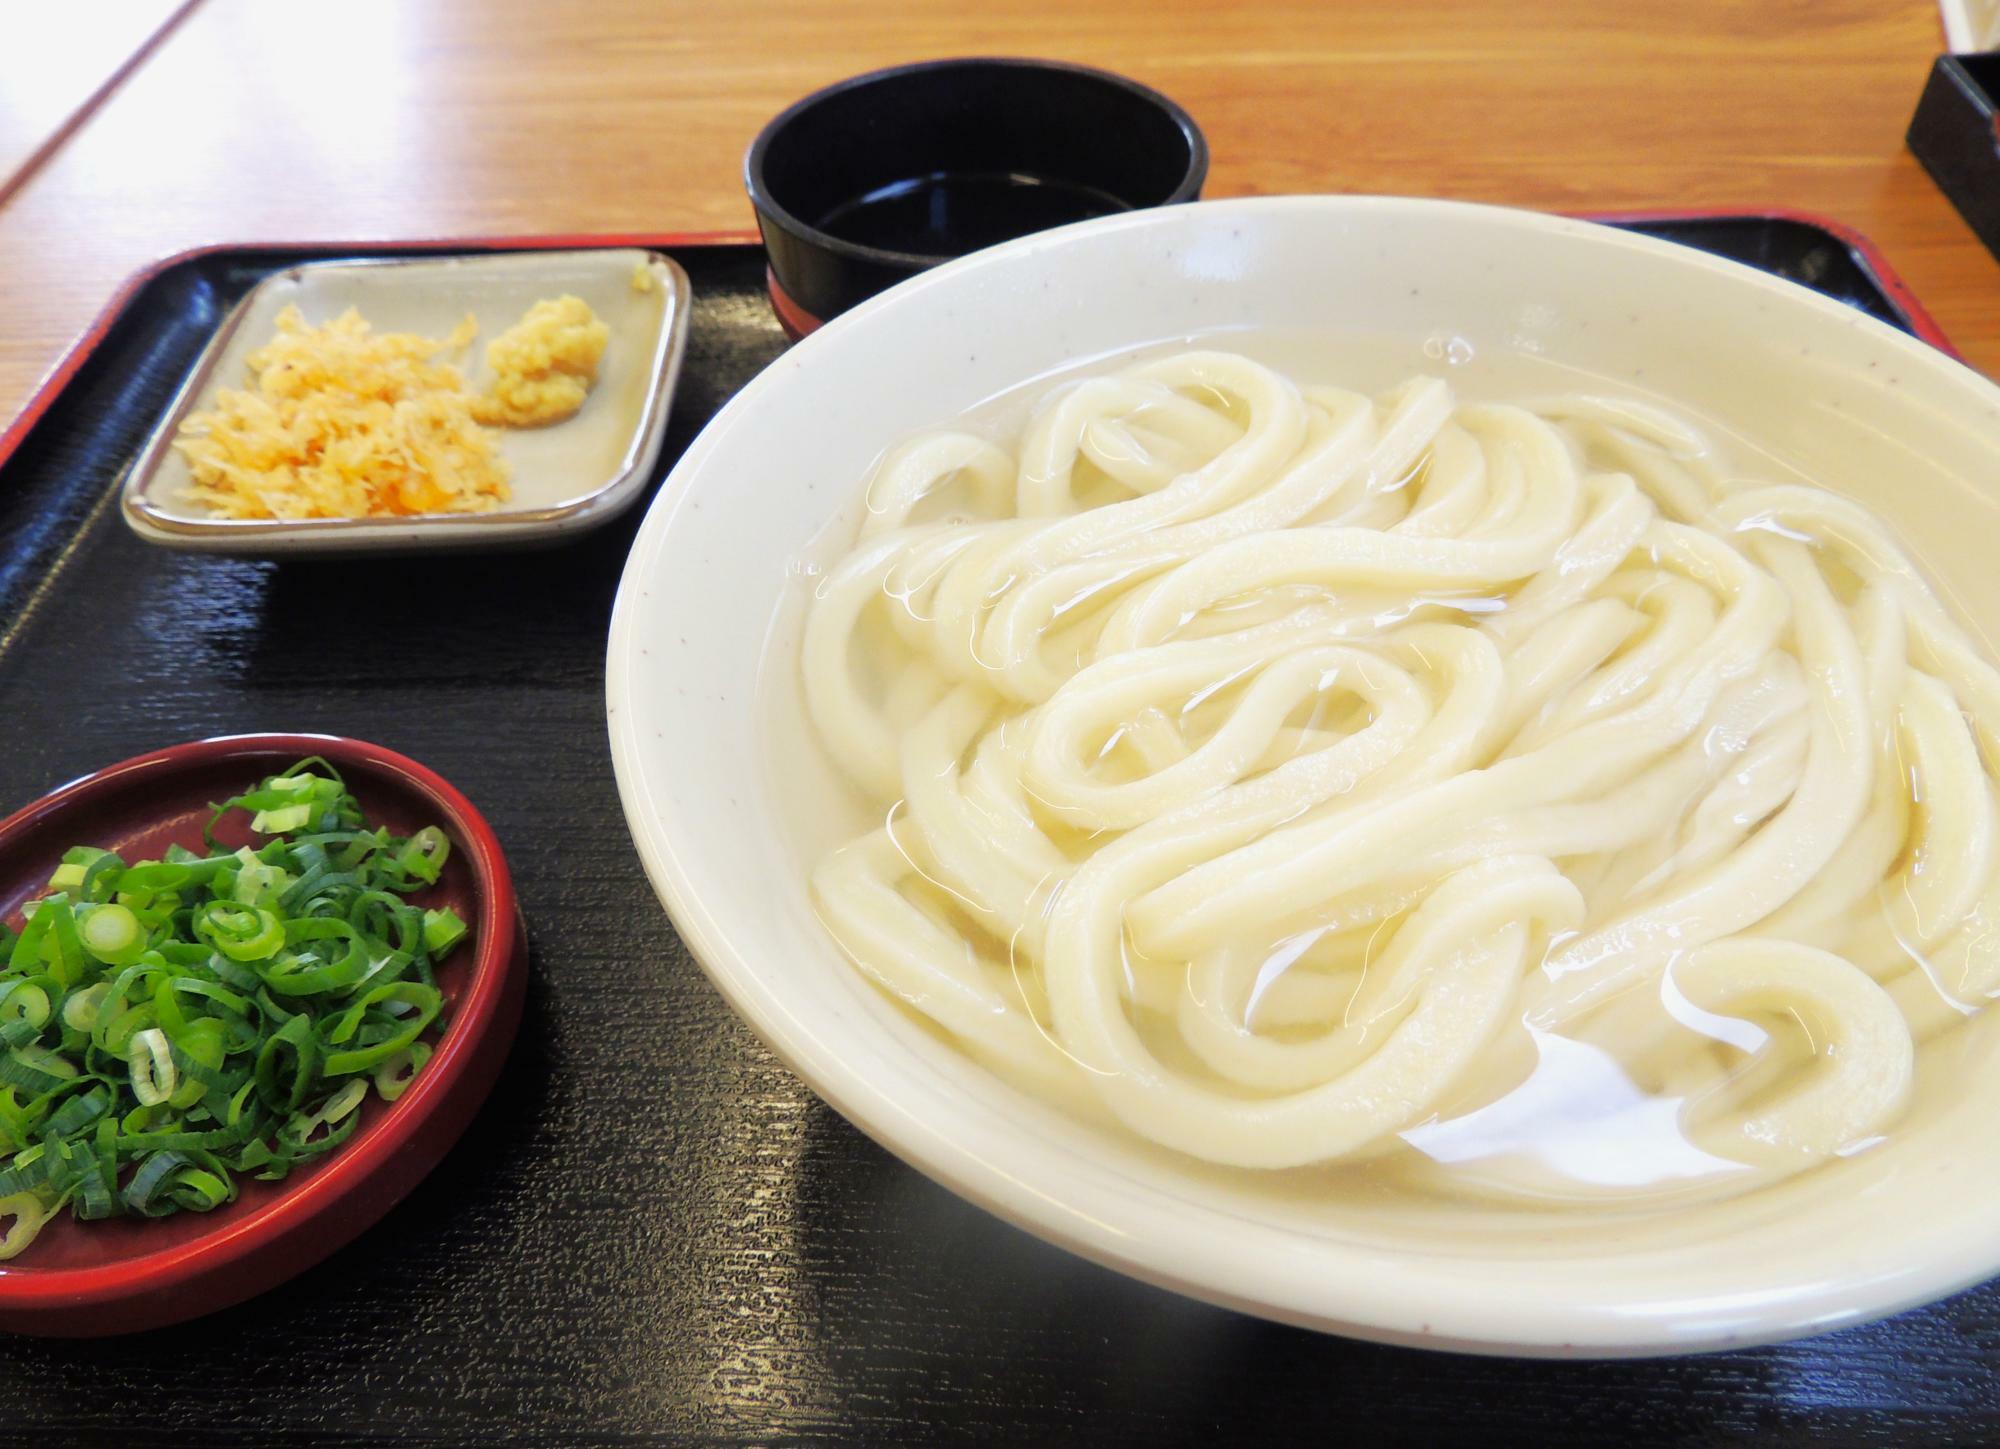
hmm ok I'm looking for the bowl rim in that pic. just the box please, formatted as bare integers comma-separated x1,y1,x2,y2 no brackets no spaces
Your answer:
607,193,2000,1356
0,732,519,1322
743,55,1210,271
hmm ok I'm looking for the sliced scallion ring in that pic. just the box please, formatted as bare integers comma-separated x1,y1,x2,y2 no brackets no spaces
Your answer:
372,1042,432,1102
0,980,50,1030
78,903,146,968
0,1190,62,1260
127,1029,176,1107
59,983,109,1033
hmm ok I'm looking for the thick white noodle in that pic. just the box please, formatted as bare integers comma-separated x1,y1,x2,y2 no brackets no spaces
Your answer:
800,349,1991,1196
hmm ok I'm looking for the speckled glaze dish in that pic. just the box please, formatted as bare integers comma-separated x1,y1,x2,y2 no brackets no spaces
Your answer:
120,249,690,555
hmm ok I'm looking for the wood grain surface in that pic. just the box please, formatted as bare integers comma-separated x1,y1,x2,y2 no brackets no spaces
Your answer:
0,0,194,201
0,0,1994,434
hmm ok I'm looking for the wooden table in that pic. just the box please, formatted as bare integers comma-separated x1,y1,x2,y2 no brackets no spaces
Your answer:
0,1,194,202
0,0,1993,431
5,4,2000,1446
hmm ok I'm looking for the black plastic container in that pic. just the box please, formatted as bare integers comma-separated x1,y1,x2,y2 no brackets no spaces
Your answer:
1907,54,2000,265
745,58,1207,334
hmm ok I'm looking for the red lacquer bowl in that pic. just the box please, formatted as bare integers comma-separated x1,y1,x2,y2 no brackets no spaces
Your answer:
0,734,524,1336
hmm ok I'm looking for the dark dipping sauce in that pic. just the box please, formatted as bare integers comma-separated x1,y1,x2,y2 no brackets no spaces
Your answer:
816,171,1133,256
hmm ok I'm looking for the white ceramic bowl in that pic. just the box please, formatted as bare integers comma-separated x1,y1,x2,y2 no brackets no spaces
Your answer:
607,196,2000,1357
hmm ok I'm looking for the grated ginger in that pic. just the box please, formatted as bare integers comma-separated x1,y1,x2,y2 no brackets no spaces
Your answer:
469,295,611,428
175,294,607,521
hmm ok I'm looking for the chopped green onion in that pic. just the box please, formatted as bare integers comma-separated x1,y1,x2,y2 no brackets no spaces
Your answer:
78,852,127,904
45,1086,112,1140
0,760,462,1254
0,1190,61,1260
280,1078,368,1158
311,1078,367,1127
59,982,108,1032
395,827,450,885
321,982,440,1075
248,804,313,835
0,1045,75,1095
128,1029,176,1106
11,1043,75,1080
230,848,293,908
192,902,285,962
373,1042,432,1102
421,908,468,957
255,1013,319,1112
0,980,49,1030
78,904,146,968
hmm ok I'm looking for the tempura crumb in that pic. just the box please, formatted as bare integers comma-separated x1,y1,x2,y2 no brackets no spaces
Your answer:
174,305,511,520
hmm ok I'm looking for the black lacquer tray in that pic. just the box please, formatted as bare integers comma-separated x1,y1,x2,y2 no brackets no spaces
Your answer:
0,220,1986,1448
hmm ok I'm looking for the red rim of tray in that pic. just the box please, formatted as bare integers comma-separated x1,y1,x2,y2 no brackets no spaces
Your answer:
0,734,524,1336
0,212,1957,474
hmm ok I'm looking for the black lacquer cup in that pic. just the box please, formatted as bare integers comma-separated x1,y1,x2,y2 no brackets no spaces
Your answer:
746,57,1207,336
1908,54,2000,267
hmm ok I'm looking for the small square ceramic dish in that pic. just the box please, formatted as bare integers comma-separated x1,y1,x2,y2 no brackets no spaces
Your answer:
119,248,690,555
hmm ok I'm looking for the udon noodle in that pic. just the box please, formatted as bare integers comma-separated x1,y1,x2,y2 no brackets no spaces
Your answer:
796,349,2000,1205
